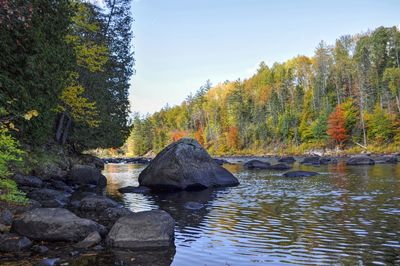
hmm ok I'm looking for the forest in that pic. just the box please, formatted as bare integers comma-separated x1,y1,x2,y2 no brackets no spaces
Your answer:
125,26,400,156
0,0,133,200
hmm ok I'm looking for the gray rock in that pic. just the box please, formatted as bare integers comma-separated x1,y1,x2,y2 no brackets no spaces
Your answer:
300,156,321,165
267,163,292,170
138,138,239,190
118,186,150,194
79,195,120,212
183,201,204,210
74,231,101,249
243,160,271,169
283,171,319,177
27,188,71,207
0,233,32,252
98,207,133,226
320,157,338,165
106,210,175,249
12,208,105,242
11,174,43,188
68,165,107,187
346,155,375,165
0,209,13,225
32,244,49,254
374,155,398,164
50,180,74,193
278,156,296,164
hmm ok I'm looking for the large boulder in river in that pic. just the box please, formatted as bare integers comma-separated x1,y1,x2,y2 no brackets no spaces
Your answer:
106,210,174,249
138,138,239,190
68,165,107,187
12,208,105,242
346,155,375,165
243,160,271,169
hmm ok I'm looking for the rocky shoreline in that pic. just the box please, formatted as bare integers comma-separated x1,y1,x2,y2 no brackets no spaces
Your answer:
0,155,176,265
0,139,240,265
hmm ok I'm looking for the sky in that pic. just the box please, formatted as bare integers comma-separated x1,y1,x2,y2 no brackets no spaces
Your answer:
130,0,400,115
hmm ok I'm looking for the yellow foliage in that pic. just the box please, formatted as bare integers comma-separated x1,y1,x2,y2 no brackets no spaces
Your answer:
60,82,99,128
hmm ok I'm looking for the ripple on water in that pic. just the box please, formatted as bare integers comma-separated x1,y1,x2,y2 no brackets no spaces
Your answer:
102,162,400,265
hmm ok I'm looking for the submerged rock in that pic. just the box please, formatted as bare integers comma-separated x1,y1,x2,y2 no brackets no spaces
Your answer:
278,156,296,164
106,210,175,249
243,160,271,169
346,155,375,165
373,155,398,164
283,171,319,178
183,201,205,210
118,186,150,194
68,165,107,187
267,163,292,170
0,233,32,252
300,156,321,165
320,157,338,165
138,138,239,191
12,208,105,242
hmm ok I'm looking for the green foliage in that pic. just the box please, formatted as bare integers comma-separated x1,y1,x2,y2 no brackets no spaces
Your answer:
123,26,400,155
0,178,28,205
365,104,395,144
0,129,23,178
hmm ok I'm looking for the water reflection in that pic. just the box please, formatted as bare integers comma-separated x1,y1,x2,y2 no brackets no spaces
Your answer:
103,161,400,265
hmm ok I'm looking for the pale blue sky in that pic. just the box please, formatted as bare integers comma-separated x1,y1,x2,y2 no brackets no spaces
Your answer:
130,0,400,114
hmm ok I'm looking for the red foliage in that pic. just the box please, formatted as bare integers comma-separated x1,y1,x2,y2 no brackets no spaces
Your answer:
171,130,188,142
327,105,348,146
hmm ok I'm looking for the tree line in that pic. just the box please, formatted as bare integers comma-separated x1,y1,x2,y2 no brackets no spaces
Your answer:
0,0,133,179
126,26,400,156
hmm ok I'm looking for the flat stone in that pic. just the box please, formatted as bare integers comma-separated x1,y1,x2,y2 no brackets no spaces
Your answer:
12,208,105,242
243,160,271,169
106,210,175,249
267,163,292,170
346,155,375,165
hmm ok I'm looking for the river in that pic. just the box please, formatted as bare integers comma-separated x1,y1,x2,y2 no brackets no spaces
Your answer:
102,159,400,265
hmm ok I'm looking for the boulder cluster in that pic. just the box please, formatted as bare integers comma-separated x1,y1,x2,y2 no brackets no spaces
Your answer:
1,139,240,264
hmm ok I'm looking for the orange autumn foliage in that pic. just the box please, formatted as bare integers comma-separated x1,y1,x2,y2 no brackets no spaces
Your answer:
327,105,348,146
227,126,239,150
171,130,188,141
194,126,205,146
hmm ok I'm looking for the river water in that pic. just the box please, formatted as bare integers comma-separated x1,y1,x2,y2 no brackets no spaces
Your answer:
102,159,400,265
